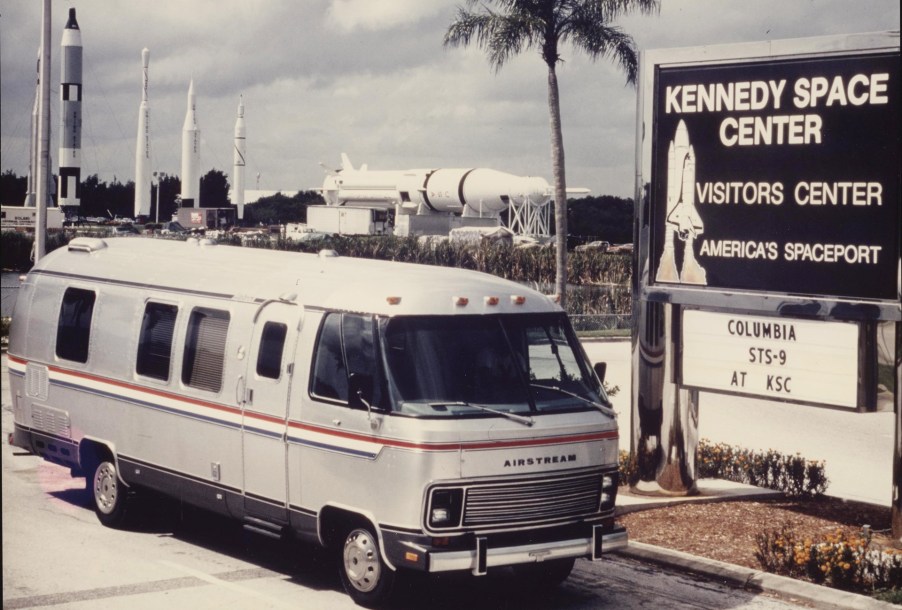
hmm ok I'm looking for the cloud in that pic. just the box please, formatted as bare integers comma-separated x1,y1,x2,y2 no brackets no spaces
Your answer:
326,0,446,33
1,0,898,202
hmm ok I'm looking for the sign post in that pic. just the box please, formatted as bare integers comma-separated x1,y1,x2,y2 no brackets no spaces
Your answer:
632,32,901,540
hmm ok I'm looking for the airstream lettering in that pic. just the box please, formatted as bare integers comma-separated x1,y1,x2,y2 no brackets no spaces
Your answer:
7,237,625,606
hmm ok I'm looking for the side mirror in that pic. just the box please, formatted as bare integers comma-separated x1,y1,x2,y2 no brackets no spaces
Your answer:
348,373,374,411
593,362,607,384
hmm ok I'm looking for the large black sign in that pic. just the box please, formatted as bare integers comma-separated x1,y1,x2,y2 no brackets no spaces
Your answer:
649,52,900,301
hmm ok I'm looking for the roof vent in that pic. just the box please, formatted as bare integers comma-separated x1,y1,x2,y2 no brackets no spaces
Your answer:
67,237,108,253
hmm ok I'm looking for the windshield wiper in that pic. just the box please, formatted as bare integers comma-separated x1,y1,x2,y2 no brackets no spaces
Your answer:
428,401,534,427
529,383,617,418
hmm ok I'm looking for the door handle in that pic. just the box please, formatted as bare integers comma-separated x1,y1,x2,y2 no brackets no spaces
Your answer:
236,375,245,406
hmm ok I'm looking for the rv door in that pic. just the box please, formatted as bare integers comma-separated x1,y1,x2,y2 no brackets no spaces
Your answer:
241,302,301,520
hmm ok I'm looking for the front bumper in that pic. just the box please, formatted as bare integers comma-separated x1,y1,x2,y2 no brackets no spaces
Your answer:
385,523,628,576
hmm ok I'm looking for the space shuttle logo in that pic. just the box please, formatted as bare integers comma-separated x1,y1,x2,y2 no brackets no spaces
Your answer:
656,120,708,286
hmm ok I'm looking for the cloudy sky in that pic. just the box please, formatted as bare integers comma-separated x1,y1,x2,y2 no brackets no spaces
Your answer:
1,0,898,199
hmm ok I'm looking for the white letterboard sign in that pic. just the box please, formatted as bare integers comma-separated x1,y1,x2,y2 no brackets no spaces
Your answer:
681,310,859,408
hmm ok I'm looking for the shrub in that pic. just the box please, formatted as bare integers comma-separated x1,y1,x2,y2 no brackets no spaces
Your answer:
755,523,902,594
0,231,72,271
618,450,637,486
697,439,828,497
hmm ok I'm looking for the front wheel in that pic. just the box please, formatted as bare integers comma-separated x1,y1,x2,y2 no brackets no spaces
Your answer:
90,459,134,528
338,525,396,608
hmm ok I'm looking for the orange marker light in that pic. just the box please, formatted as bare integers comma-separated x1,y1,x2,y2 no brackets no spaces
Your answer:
405,551,419,562
453,296,469,307
386,296,402,305
511,295,526,305
484,296,499,306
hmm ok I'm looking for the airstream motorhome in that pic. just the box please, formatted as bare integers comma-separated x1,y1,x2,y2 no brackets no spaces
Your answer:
8,237,625,606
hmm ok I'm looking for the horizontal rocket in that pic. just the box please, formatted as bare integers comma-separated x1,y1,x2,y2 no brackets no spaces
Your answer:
58,7,82,209
321,154,572,217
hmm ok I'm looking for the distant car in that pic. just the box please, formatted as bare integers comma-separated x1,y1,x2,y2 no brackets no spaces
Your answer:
112,224,139,235
160,221,188,235
608,243,634,254
574,240,610,252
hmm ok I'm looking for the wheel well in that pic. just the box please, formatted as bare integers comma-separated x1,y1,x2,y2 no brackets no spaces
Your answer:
78,439,114,477
318,506,374,550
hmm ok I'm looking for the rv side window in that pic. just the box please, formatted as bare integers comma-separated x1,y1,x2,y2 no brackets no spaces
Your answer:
182,308,230,392
56,288,96,363
136,303,178,381
256,322,287,380
311,313,381,406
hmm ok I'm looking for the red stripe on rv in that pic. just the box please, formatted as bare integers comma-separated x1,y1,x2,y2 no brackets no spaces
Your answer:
10,356,618,451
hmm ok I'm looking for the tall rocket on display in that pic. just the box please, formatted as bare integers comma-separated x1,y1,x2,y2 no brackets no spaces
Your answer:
180,80,200,208
134,48,152,218
232,96,246,220
24,50,40,207
58,7,82,211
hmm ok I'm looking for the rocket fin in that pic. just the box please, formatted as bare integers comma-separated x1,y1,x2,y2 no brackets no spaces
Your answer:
340,153,355,172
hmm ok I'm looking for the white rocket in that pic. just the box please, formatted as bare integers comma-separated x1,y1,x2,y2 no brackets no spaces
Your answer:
321,154,556,217
232,95,246,220
58,7,82,211
133,48,152,218
24,50,40,207
180,79,200,208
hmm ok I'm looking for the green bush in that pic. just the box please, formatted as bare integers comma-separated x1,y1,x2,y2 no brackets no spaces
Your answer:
0,231,72,272
698,438,828,497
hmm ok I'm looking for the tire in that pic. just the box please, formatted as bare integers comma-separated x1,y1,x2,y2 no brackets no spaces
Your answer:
511,557,576,589
337,524,396,608
89,459,134,528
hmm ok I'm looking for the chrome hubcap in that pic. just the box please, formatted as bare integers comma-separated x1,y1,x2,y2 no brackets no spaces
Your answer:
343,529,381,593
93,462,118,515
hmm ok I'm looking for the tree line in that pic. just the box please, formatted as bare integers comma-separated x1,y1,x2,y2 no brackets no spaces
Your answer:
0,169,325,226
0,168,632,239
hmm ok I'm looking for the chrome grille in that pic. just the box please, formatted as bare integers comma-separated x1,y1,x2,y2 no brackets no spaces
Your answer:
462,472,603,527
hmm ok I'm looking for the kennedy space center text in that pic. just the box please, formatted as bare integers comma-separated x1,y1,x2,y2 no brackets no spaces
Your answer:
664,72,890,146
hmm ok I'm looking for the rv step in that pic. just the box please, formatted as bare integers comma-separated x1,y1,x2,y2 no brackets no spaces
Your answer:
242,516,285,539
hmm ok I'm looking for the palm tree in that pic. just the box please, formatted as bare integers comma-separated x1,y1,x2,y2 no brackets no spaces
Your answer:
445,0,658,307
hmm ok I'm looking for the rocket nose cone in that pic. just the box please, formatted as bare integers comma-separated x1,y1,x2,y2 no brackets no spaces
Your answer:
66,8,80,30
675,119,690,146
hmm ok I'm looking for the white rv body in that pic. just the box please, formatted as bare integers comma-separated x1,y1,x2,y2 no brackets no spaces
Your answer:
8,237,625,605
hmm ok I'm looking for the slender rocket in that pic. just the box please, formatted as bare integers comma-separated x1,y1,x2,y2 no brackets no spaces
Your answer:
58,7,82,212
134,48,152,218
232,96,246,220
180,80,200,208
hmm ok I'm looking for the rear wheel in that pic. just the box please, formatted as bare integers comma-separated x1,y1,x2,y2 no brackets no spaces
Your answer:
338,524,396,608
89,459,134,528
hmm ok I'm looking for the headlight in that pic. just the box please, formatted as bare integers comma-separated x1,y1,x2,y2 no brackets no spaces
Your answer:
428,488,463,528
600,471,619,511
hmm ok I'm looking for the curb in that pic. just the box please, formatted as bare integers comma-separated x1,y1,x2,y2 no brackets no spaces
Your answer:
619,541,894,610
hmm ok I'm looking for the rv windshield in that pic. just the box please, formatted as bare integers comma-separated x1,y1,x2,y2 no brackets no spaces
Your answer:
380,313,608,418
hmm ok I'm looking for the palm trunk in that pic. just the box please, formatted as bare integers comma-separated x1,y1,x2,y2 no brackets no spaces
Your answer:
547,64,568,307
